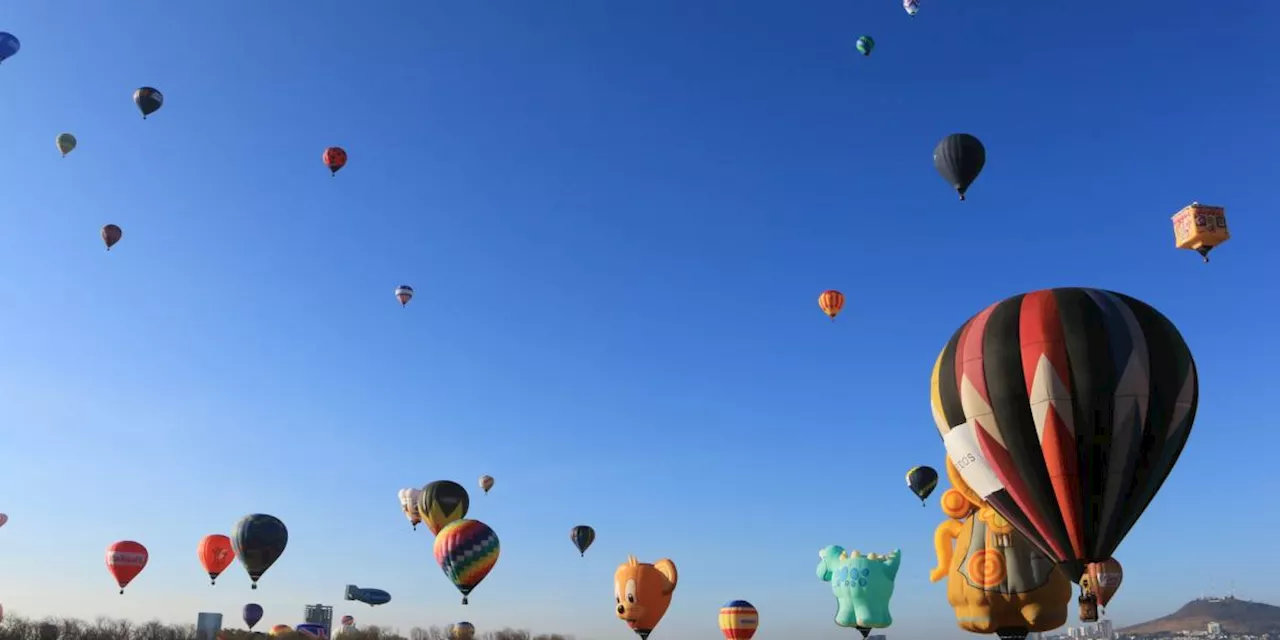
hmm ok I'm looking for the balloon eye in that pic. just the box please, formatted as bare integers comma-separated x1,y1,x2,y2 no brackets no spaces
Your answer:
627,594,636,604
615,596,620,603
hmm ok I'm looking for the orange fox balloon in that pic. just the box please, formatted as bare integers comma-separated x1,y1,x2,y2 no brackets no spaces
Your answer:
614,556,678,640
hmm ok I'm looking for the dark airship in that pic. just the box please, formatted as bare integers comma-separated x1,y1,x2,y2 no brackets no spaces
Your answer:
344,584,391,606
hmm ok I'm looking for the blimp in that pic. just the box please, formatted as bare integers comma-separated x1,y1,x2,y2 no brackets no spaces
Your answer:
344,584,391,606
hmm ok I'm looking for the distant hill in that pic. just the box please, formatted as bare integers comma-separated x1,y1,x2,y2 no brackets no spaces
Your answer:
1121,596,1280,635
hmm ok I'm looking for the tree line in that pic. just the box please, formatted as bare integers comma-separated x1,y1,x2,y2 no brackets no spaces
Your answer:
0,616,572,640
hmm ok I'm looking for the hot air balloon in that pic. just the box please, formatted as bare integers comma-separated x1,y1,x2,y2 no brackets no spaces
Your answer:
818,290,845,321
345,585,392,606
1172,202,1229,263
270,625,292,636
856,36,875,56
243,604,264,630
571,525,595,557
1087,558,1123,612
930,287,1196,611
615,556,678,640
419,480,470,535
930,457,1071,640
134,87,163,119
232,514,289,589
906,465,939,505
340,616,354,627
106,541,149,594
102,224,122,250
0,33,20,63
719,600,759,639
296,624,327,638
398,488,423,529
933,133,986,201
56,133,77,157
478,475,494,495
817,547,900,638
904,0,919,16
394,285,413,307
0,513,7,528
434,519,500,604
198,534,236,585
449,622,475,640
323,147,347,176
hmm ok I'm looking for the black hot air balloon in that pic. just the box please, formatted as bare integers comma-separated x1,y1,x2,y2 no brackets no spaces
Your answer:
134,87,163,119
570,525,595,557
232,514,288,589
101,224,123,250
929,287,1197,585
418,480,470,535
933,133,985,201
905,465,938,505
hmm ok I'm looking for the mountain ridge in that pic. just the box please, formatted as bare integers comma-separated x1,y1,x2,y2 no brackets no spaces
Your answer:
1120,597,1280,635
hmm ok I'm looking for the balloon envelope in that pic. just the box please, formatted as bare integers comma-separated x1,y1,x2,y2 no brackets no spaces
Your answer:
0,33,19,62
56,133,77,156
102,224,122,250
906,466,939,503
106,540,149,593
570,525,595,556
269,625,292,636
419,480,470,535
232,514,288,588
434,519,500,604
133,87,163,118
243,604,264,629
0,513,7,528
933,133,986,200
929,287,1197,581
296,624,327,638
198,533,236,584
719,600,759,639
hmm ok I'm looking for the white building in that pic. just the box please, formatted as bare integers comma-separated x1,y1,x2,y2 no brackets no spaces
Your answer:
195,613,223,640
1207,621,1222,636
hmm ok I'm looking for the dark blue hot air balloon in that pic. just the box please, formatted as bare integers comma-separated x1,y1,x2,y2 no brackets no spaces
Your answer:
232,514,288,589
296,624,327,638
243,603,263,630
0,33,19,64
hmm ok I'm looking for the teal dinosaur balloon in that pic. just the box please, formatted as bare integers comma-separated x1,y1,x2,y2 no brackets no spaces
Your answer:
816,546,901,634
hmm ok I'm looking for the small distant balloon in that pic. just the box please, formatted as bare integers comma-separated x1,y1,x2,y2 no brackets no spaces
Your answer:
0,513,8,528
449,622,475,640
296,624,327,638
232,513,288,589
904,0,919,16
133,87,163,119
243,604,264,630
323,147,347,176
106,540,149,594
56,133,77,157
818,290,845,321
198,533,237,585
719,600,759,640
905,466,939,505
269,625,292,636
570,525,595,557
102,224,122,250
478,475,494,495
395,285,414,307
856,36,875,56
340,616,354,627
933,133,986,201
0,33,20,64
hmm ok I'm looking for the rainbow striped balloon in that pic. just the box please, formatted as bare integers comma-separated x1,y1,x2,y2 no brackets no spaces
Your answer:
719,600,759,639
433,519,500,604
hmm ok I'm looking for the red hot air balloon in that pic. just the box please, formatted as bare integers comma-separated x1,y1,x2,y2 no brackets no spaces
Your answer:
106,541,149,594
198,534,236,585
323,147,347,176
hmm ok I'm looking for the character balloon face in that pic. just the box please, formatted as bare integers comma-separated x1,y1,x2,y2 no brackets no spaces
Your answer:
614,556,678,639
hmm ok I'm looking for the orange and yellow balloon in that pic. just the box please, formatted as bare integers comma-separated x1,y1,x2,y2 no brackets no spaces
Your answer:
818,290,845,321
719,600,758,639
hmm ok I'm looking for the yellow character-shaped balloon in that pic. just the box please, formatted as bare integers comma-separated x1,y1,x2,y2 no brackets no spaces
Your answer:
929,457,1071,637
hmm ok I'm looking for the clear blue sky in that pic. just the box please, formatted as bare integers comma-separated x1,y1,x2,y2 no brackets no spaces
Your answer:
0,1,1276,639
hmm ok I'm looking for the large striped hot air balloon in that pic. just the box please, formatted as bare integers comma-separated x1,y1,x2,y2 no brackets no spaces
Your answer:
719,600,759,639
434,519,500,604
818,290,845,321
929,287,1197,594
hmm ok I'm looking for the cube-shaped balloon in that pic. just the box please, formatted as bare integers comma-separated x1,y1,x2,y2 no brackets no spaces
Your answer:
1171,202,1229,253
